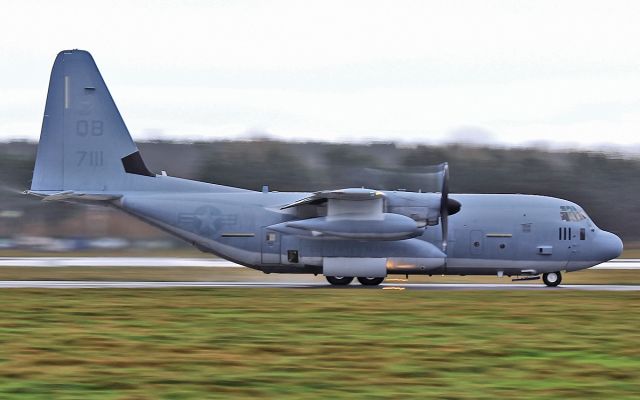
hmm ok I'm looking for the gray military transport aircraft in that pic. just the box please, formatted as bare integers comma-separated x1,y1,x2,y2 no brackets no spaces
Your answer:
26,50,623,287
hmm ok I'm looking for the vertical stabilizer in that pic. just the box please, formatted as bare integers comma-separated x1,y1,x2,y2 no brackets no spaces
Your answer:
31,50,153,191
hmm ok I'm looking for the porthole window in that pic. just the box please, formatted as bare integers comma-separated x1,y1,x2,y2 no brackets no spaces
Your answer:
473,241,480,247
287,250,299,263
499,243,506,249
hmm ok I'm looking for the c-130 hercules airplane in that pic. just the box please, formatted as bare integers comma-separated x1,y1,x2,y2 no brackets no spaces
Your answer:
27,50,623,287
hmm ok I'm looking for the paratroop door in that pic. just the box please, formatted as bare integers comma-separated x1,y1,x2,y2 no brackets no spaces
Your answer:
261,228,281,264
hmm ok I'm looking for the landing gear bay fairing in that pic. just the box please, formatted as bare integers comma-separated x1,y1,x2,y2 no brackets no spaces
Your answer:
27,50,623,287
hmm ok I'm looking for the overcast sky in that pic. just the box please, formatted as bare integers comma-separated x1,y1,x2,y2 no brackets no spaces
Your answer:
2,0,640,149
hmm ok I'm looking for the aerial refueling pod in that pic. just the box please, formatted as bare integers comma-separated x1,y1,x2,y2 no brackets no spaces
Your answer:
286,213,422,240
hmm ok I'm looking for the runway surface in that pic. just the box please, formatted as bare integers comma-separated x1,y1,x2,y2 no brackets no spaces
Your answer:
1,280,639,290
0,257,233,267
1,257,639,269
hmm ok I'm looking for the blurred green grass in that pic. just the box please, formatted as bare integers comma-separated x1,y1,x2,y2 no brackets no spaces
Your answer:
0,289,638,399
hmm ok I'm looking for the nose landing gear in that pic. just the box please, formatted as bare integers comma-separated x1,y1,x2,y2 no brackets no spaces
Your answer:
542,271,562,287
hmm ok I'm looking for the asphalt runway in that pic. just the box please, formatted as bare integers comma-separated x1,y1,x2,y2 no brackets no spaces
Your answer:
0,280,639,291
1,257,639,269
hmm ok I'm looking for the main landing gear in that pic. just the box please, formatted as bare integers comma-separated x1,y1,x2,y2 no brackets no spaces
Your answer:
542,271,562,287
325,276,354,285
357,277,385,286
325,276,385,286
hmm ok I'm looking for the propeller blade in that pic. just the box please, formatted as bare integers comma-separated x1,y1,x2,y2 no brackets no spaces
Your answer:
439,163,449,253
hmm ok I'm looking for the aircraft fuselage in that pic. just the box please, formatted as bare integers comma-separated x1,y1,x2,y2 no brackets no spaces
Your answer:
116,186,622,277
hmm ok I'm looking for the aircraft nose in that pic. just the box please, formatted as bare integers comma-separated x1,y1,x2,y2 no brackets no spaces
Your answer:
597,231,623,261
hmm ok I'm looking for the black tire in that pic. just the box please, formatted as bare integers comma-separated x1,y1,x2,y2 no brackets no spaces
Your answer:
357,277,385,286
543,271,562,287
326,276,354,286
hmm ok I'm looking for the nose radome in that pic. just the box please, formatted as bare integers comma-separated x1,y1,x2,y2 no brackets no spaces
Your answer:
599,231,623,261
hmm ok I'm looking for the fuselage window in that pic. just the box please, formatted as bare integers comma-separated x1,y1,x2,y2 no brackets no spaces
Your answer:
559,227,574,241
580,228,586,240
558,228,571,240
287,250,299,263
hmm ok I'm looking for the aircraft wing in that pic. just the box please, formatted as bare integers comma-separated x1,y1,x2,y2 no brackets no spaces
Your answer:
275,188,424,240
280,188,384,210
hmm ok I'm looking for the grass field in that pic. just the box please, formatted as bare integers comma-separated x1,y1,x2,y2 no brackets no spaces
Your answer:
0,289,638,399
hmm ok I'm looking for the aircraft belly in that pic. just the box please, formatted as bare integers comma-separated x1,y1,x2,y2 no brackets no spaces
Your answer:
119,208,262,267
446,258,571,275
565,260,603,272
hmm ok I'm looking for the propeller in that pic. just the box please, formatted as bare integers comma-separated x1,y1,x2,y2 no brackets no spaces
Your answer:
345,163,461,253
437,163,461,253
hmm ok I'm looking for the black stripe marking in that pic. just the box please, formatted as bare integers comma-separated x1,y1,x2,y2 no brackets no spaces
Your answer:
122,151,154,177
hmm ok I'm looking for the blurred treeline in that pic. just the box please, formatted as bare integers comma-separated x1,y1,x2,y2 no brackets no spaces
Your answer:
0,140,637,244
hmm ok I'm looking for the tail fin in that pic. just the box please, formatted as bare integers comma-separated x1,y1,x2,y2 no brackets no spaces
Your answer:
31,50,153,192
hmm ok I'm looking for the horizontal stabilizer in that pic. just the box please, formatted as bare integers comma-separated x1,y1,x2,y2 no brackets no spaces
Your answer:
26,190,122,202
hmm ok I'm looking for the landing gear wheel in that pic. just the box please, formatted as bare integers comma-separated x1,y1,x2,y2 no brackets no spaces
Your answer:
357,277,385,286
543,271,562,287
326,276,354,286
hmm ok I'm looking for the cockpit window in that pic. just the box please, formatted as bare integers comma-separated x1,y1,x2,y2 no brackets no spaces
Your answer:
560,206,586,222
